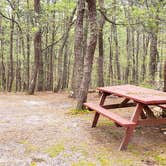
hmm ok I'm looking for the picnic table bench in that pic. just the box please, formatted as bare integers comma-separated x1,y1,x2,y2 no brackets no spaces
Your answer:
84,85,166,150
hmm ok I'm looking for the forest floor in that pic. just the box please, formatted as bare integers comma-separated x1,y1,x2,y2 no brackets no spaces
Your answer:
0,92,165,166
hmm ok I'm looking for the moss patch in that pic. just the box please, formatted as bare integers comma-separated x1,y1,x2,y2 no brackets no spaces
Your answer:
71,145,89,157
45,143,65,158
19,140,38,153
72,160,96,166
154,154,166,166
30,162,37,166
68,109,91,115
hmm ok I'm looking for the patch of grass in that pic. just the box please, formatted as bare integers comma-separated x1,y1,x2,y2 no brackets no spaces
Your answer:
154,154,166,166
116,159,134,166
98,119,114,127
45,143,65,158
71,144,89,157
19,140,38,153
97,154,112,166
69,109,91,115
72,160,96,166
30,162,37,166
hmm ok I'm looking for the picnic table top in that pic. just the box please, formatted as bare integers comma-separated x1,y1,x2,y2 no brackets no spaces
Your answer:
98,84,166,105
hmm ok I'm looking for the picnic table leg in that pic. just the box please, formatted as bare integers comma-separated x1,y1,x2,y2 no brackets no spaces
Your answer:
119,126,135,150
92,112,100,127
119,103,143,150
91,93,108,128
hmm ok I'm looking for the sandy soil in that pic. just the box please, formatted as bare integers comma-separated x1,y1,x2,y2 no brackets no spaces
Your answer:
0,92,165,166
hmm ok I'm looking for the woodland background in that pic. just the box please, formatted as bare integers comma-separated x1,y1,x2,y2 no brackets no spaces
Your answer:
0,0,165,104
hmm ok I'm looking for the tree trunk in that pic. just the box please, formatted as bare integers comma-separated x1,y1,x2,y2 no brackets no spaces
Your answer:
62,41,69,89
72,0,85,97
76,0,98,109
112,0,121,82
135,31,140,84
97,0,105,87
8,15,15,92
125,27,131,83
164,59,166,92
131,29,136,84
149,33,158,82
28,0,41,95
107,31,113,85
0,17,6,91
142,34,149,81
25,0,31,91
55,8,76,92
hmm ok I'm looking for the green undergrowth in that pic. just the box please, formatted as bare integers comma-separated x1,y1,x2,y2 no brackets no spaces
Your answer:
44,143,65,158
69,108,91,115
98,119,114,127
71,143,89,157
19,140,38,153
30,162,37,166
72,160,96,166
154,154,166,165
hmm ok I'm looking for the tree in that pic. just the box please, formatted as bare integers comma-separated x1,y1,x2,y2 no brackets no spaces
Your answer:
164,59,166,92
72,0,85,98
76,0,98,109
97,0,105,87
28,0,42,95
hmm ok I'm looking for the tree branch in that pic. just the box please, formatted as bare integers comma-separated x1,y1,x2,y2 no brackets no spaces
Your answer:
97,8,143,26
0,11,22,32
42,36,64,52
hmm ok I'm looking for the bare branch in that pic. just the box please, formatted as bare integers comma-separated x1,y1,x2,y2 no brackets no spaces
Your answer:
0,11,22,32
97,8,142,26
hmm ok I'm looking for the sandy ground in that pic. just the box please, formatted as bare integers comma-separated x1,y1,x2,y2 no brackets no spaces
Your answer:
0,92,165,166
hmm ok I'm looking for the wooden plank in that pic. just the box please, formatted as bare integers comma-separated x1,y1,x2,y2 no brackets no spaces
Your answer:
102,103,136,109
157,104,166,109
138,118,166,126
98,85,166,105
84,103,136,127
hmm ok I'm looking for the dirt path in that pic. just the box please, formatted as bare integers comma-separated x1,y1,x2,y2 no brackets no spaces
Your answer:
0,92,165,166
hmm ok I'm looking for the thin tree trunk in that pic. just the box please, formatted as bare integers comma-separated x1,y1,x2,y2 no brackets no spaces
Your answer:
125,27,131,83
164,59,166,92
142,34,149,81
0,17,6,91
55,8,76,92
107,31,113,85
8,15,15,92
131,29,136,83
135,31,139,84
62,41,69,89
97,0,105,87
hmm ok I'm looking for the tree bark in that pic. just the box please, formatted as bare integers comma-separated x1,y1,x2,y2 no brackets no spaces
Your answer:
76,0,98,109
55,8,76,92
164,59,166,92
0,17,6,91
7,15,14,92
72,0,85,97
28,0,41,95
97,0,105,87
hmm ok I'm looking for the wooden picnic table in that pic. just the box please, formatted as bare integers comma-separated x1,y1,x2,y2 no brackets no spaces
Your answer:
84,84,166,151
